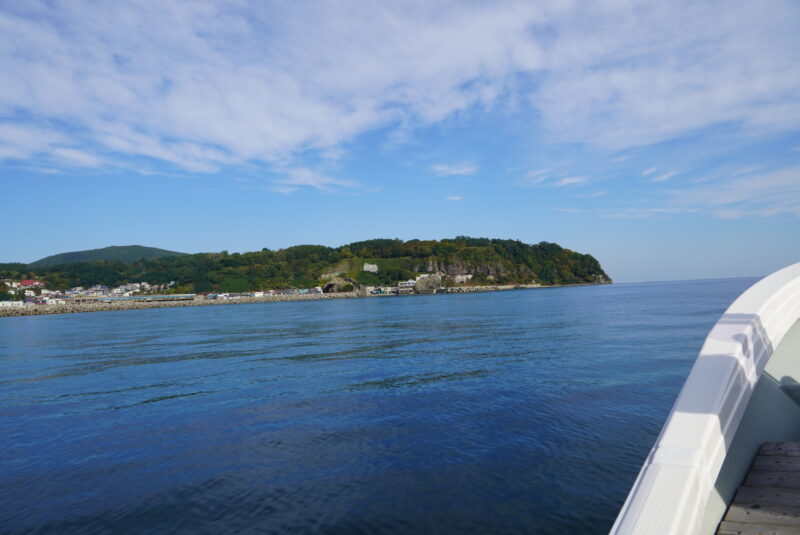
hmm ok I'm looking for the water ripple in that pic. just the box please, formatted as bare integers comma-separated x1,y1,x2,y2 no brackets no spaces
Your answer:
0,278,756,534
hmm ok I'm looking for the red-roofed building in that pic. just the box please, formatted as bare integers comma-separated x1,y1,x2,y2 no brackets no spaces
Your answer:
20,280,45,289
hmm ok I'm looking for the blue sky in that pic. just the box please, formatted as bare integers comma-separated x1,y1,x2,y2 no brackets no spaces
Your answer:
1,1,799,282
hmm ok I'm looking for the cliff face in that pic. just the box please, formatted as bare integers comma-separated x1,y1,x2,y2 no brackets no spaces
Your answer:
409,257,610,285
329,239,611,287
416,259,523,278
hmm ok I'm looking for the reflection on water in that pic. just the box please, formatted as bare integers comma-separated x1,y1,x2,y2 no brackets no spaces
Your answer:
0,279,755,534
346,369,491,391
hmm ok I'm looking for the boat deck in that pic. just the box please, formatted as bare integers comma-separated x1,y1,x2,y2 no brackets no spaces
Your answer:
718,443,800,535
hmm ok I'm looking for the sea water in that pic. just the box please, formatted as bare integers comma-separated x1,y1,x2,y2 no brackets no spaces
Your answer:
0,278,756,534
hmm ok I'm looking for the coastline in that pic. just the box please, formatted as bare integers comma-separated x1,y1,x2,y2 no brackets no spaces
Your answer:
0,282,607,318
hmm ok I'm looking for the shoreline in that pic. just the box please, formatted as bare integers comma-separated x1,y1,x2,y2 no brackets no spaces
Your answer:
0,283,608,318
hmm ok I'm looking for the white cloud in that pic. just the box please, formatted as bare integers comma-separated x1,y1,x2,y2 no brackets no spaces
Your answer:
431,163,477,177
642,167,658,176
445,195,463,201
519,168,549,185
52,148,102,168
651,170,680,183
553,176,586,187
0,123,67,159
272,168,357,193
0,1,545,172
0,0,797,171
518,170,587,188
533,2,800,149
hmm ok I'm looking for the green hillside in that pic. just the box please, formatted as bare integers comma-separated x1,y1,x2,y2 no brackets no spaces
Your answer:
29,245,187,268
7,238,611,292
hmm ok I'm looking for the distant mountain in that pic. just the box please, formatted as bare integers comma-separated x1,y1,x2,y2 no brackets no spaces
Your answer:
29,245,187,268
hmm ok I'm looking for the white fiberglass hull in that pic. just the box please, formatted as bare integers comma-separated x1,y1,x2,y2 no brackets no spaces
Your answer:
611,262,800,535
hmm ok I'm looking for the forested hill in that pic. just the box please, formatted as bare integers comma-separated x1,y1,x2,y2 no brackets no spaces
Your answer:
29,245,187,268
3,238,611,292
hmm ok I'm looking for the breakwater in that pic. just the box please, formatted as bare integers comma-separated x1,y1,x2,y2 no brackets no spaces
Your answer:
0,283,583,318
0,292,359,317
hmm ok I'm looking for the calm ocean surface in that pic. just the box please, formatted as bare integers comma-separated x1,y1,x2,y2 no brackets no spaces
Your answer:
0,278,757,534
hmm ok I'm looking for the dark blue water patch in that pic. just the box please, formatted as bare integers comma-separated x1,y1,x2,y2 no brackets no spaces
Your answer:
0,278,756,534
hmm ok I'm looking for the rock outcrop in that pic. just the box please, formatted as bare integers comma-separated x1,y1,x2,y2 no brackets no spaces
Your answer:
322,277,356,293
414,275,443,293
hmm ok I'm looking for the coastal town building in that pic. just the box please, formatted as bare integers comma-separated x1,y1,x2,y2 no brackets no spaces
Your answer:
1,270,485,311
397,279,415,295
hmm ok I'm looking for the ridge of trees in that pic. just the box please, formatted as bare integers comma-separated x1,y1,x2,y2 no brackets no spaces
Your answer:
1,237,610,292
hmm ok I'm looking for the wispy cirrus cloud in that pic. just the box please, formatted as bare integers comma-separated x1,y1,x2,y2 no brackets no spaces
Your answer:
519,168,549,185
579,190,608,199
51,148,103,168
671,167,800,218
650,170,680,183
445,195,463,201
271,168,357,194
596,166,800,219
0,123,68,160
553,176,586,187
431,163,477,177
518,170,587,188
533,2,800,149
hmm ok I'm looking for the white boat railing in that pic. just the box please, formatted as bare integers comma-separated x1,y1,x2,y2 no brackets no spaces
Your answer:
610,262,800,535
